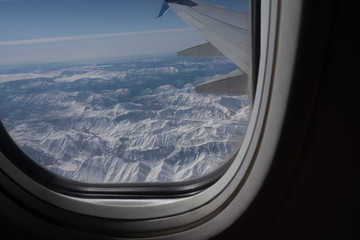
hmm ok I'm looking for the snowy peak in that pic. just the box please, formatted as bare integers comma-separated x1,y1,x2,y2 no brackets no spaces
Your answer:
0,56,249,183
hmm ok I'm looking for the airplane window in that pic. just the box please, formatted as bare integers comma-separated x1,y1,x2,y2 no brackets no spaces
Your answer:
1,1,325,238
0,0,251,188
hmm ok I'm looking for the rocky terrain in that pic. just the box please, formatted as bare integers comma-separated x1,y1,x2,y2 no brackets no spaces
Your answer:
0,56,249,183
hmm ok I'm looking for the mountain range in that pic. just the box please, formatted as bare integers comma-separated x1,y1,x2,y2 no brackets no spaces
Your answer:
0,56,249,183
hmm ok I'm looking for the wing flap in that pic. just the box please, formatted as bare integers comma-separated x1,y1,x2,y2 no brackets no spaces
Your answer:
196,69,248,95
178,42,225,58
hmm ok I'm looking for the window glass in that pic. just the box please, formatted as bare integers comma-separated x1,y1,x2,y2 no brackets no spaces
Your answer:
0,0,250,183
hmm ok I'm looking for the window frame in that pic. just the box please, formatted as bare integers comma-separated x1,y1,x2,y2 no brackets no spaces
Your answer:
0,0,257,201
0,0,306,238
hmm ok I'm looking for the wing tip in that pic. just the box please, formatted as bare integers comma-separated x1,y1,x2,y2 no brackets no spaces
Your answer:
157,1,170,18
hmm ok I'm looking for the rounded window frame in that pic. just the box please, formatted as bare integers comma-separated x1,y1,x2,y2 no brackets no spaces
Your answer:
0,0,305,238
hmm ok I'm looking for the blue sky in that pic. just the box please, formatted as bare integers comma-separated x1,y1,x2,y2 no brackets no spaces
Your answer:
0,0,247,66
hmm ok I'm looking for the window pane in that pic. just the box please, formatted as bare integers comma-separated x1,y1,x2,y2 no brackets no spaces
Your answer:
0,0,250,183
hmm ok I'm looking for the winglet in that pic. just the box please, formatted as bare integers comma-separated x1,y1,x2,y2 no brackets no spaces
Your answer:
157,0,198,17
157,1,170,18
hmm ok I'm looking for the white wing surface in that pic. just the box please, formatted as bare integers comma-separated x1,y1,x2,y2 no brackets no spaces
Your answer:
159,0,250,95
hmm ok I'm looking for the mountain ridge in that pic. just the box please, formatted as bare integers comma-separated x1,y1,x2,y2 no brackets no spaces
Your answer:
0,56,249,183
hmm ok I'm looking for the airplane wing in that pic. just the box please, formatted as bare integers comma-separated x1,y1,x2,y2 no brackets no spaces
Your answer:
158,0,249,95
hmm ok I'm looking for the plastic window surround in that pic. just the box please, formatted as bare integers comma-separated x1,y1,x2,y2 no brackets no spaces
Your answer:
0,1,251,199
0,0,304,238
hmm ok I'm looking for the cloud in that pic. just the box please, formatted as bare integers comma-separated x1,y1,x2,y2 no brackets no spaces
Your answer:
0,28,194,46
0,71,62,84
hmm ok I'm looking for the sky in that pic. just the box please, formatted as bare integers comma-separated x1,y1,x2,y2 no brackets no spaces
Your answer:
0,0,248,66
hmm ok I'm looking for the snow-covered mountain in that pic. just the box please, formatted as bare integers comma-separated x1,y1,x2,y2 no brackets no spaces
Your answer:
0,56,249,183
